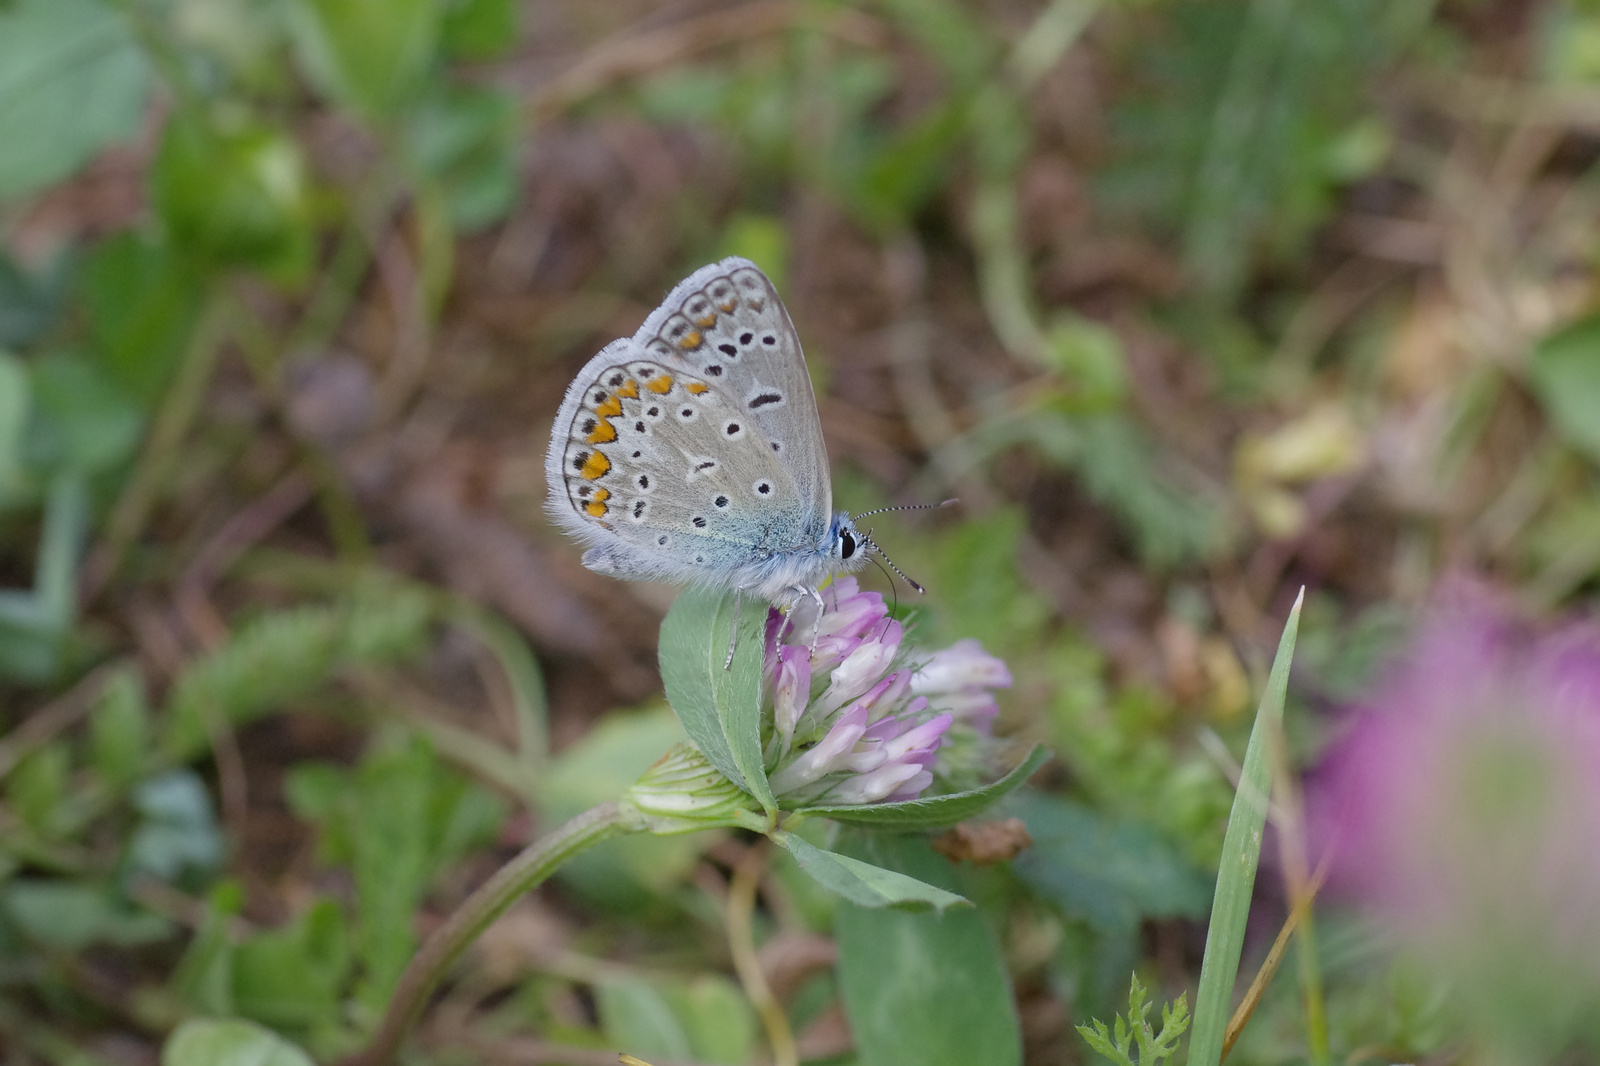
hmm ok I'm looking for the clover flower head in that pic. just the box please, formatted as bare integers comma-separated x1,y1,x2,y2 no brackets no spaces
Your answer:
1309,587,1600,1051
763,577,1011,807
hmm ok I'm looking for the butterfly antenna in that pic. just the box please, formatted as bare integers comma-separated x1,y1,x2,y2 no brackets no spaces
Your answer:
851,499,958,521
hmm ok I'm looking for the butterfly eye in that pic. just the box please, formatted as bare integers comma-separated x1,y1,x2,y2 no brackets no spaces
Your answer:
840,531,857,560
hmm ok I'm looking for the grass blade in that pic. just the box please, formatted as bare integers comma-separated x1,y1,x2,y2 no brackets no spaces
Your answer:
1187,588,1304,1065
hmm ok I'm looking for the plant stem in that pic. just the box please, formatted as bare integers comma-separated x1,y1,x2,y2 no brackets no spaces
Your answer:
343,802,637,1066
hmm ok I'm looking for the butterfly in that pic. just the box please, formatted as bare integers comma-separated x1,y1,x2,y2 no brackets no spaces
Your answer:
545,258,888,618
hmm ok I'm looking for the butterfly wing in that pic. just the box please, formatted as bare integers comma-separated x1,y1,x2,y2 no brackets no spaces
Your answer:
545,259,832,592
632,258,833,538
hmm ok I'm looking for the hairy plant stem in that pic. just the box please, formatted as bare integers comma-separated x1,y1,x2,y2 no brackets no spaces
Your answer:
343,802,638,1066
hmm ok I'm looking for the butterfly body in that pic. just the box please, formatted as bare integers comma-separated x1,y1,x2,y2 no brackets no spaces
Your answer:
545,258,869,604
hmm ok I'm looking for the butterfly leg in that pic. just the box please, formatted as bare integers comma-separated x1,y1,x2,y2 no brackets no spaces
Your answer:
783,584,826,657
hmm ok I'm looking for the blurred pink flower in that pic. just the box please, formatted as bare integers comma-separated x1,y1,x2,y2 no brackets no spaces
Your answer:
762,578,1009,806
1310,590,1600,1051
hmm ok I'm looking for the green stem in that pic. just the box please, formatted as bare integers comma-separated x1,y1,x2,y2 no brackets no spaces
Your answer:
342,802,637,1066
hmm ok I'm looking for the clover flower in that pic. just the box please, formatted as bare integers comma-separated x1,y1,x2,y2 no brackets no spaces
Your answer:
762,578,1011,807
1308,590,1600,1053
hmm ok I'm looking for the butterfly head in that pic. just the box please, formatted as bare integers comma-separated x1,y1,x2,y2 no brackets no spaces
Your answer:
829,511,866,566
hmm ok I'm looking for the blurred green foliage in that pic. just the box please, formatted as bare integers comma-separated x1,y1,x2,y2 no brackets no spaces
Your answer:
4,0,1600,1063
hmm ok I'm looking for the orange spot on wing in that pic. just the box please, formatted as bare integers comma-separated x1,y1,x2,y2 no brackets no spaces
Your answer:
646,375,675,394
615,379,640,399
594,394,623,417
694,312,717,328
592,488,610,502
678,330,702,349
584,500,608,517
586,418,617,443
580,451,611,479
686,382,709,395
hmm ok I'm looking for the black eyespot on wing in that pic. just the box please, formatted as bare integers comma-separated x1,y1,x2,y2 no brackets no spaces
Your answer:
646,405,661,417
633,500,647,518
692,516,707,528
694,459,717,472
718,343,736,356
762,334,776,346
637,474,650,489
581,417,597,434
634,421,645,432
608,372,625,386
657,535,669,546
572,452,589,471
771,441,782,452
631,450,642,458
754,481,772,496
577,485,592,497
695,555,705,563
714,495,729,508
637,366,654,378
591,390,607,404
739,331,753,345
707,365,723,376
748,392,783,409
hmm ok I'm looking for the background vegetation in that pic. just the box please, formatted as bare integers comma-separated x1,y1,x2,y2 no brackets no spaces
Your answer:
3,0,1599,1062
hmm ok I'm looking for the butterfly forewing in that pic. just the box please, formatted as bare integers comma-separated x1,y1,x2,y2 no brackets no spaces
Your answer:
635,261,833,539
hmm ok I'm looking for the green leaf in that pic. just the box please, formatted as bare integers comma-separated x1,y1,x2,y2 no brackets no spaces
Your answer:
161,1018,316,1066
230,900,351,1028
0,249,71,348
542,708,721,910
834,833,1021,1066
81,234,203,408
1007,790,1212,933
7,741,70,836
779,832,969,912
25,351,143,475
441,0,517,59
291,0,440,119
1530,313,1600,465
597,973,758,1066
797,745,1049,828
402,85,519,232
596,976,694,1062
285,738,504,1009
0,0,151,199
4,879,171,950
89,666,151,789
125,770,225,886
0,352,30,504
658,587,775,810
1187,590,1304,1066
152,110,311,276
